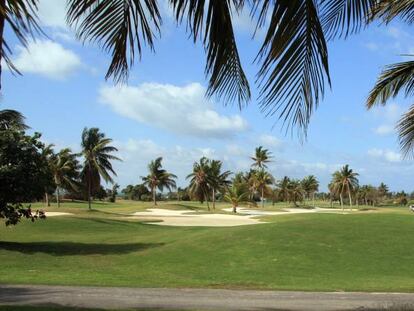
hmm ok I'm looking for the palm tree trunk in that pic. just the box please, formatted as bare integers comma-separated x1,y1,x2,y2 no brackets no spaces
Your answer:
312,192,315,207
212,189,216,210
261,188,264,208
347,184,352,211
152,187,157,206
233,204,237,213
56,187,60,208
340,192,344,211
45,191,49,207
87,165,92,210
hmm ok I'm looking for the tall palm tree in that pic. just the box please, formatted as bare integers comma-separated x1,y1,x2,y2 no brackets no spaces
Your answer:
0,109,28,130
331,165,359,211
378,182,389,200
50,148,80,207
187,157,211,209
81,127,120,210
224,183,250,214
251,146,272,169
41,143,55,207
301,175,319,207
255,169,274,208
207,159,231,210
142,157,177,206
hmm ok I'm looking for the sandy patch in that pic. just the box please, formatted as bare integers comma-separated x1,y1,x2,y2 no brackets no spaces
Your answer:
222,207,347,216
44,212,74,217
130,209,263,227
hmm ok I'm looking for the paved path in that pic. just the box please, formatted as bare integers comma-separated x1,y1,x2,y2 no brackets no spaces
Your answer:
1,285,414,310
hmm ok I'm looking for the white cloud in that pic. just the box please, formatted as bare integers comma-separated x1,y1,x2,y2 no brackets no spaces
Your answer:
368,148,401,163
38,0,68,29
374,124,395,135
99,83,249,138
12,40,82,79
258,134,283,148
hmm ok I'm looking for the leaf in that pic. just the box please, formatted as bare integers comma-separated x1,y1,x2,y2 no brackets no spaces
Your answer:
67,0,162,83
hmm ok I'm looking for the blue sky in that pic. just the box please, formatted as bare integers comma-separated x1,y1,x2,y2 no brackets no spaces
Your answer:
2,0,414,192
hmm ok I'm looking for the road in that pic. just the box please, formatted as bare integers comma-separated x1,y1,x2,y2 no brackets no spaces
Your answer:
1,284,414,310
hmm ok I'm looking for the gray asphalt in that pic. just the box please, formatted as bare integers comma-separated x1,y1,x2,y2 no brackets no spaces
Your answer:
1,284,414,310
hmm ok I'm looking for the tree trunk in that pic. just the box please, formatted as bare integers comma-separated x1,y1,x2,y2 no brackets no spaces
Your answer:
204,188,210,211
340,192,344,211
212,189,216,210
233,204,237,213
56,187,60,208
45,192,49,207
87,165,92,210
261,188,264,208
312,192,315,207
152,187,157,206
348,185,353,212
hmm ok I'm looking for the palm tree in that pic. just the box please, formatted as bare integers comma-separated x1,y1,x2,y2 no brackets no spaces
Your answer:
50,148,80,207
331,165,359,211
207,159,231,210
224,183,250,213
277,176,291,202
142,157,177,206
251,146,272,169
301,175,319,207
378,182,389,201
255,169,274,208
187,157,211,209
81,127,120,210
0,109,28,130
287,179,304,207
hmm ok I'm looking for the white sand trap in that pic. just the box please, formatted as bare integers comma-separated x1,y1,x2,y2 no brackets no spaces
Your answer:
44,212,74,217
130,209,263,227
222,207,347,216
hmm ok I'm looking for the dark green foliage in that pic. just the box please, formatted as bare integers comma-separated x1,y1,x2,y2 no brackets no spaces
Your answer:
0,129,48,225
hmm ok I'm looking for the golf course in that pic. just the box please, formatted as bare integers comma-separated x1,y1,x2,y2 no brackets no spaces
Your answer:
1,200,413,293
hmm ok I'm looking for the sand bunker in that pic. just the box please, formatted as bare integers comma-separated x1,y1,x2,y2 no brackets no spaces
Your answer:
130,209,263,227
44,212,74,217
130,207,348,227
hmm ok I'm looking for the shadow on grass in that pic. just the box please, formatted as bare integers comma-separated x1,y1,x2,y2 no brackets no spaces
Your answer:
0,241,164,256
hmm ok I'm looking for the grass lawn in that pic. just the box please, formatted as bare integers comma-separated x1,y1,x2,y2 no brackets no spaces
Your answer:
0,200,413,292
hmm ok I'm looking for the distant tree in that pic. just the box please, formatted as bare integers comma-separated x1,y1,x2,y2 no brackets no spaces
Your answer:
49,148,80,207
142,157,177,206
255,169,274,207
277,176,291,202
207,159,231,209
187,157,211,209
0,129,48,225
109,183,120,202
224,183,250,213
378,182,389,201
301,175,319,207
287,179,304,207
0,109,28,131
80,127,121,210
251,146,272,169
331,165,359,210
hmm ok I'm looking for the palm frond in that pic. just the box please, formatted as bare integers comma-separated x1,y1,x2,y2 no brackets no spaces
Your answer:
370,0,414,24
367,60,414,108
0,0,43,86
254,0,330,137
170,0,250,108
0,109,28,130
67,0,161,83
319,0,376,40
397,104,414,158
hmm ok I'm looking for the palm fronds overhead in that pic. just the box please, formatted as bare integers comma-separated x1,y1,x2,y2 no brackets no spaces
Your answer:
67,0,162,83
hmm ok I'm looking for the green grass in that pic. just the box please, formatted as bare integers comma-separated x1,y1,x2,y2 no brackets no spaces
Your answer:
1,200,414,292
